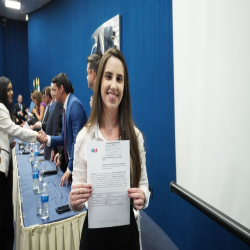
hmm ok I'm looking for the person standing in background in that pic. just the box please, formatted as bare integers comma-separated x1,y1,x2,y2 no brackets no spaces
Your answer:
44,84,63,163
87,53,102,107
40,73,88,186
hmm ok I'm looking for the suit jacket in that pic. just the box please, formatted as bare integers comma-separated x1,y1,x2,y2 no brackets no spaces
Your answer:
41,104,50,131
14,103,27,125
0,103,37,176
44,101,63,160
50,94,88,172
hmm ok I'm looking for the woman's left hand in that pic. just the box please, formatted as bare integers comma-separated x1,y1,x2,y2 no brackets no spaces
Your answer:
128,188,145,210
10,140,16,149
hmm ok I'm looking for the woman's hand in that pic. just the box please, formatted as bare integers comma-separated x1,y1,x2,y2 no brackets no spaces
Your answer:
20,121,24,127
128,188,145,210
10,140,16,149
69,183,92,211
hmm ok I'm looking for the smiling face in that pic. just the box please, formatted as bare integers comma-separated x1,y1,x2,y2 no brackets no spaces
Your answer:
7,82,13,104
101,56,124,113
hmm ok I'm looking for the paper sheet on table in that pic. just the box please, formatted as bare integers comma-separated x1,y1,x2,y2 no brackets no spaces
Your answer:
23,121,30,130
87,140,130,229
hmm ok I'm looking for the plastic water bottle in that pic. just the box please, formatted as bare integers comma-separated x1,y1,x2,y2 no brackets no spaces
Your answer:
24,142,29,153
29,147,34,162
34,145,39,157
37,172,43,194
30,148,35,175
33,162,39,191
41,183,49,219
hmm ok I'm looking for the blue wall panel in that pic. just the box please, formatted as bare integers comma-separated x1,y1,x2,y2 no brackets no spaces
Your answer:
3,19,29,107
28,1,249,249
0,22,4,76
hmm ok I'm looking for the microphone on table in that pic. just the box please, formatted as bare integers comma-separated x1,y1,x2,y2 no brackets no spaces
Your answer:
40,170,58,176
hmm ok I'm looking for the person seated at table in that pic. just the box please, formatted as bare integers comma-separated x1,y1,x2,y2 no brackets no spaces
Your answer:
27,89,35,121
69,48,150,250
0,76,42,250
13,94,28,125
30,90,46,128
31,86,53,131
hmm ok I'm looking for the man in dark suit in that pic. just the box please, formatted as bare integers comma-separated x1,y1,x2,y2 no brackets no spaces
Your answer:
44,88,63,162
13,95,27,125
86,53,102,107
41,73,88,186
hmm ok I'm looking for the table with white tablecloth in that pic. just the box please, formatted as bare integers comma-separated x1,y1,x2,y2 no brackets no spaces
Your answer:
12,143,86,250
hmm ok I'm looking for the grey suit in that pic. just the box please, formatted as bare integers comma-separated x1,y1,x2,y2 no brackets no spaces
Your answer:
44,101,63,160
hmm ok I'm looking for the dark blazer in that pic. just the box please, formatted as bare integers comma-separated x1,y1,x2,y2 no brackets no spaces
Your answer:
41,104,51,131
44,101,63,160
50,94,88,172
13,103,27,125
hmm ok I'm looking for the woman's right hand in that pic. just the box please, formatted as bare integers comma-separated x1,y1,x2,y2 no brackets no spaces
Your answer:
69,183,92,211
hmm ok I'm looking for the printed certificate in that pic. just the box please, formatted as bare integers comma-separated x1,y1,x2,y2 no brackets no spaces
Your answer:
87,140,130,228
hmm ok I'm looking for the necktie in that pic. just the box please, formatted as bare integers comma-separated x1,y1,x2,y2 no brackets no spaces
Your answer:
20,104,22,110
63,109,69,164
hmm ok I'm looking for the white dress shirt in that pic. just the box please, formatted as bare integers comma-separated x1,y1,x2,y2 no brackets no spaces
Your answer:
71,123,150,211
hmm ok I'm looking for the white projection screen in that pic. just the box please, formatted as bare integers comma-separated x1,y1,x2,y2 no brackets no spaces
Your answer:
173,0,250,229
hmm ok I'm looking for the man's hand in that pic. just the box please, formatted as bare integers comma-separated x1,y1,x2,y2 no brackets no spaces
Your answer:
37,131,45,143
24,115,27,120
54,153,61,170
37,131,48,144
39,143,44,149
59,171,71,186
50,149,55,162
127,188,146,211
19,111,23,117
10,140,16,149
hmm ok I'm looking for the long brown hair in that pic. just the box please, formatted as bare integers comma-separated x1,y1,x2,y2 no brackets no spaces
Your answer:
32,90,43,113
86,48,141,188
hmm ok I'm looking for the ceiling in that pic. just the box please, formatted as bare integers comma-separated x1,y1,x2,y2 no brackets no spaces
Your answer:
0,0,51,22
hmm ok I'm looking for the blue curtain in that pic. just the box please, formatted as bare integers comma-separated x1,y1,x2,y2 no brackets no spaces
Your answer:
3,19,29,107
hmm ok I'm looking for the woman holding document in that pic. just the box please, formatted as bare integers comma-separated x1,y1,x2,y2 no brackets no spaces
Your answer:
69,48,149,250
0,77,39,250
